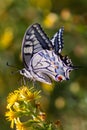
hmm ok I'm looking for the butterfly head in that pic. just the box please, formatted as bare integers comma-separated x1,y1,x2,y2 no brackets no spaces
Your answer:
20,68,26,75
20,68,33,79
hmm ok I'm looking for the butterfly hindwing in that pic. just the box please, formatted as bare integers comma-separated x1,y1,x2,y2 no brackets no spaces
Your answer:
22,23,53,68
51,27,64,54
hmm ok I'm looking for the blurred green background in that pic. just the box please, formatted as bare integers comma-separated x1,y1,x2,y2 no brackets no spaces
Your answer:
0,0,87,129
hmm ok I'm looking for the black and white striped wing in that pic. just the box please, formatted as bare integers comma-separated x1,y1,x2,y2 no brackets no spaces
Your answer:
51,27,64,54
22,23,53,68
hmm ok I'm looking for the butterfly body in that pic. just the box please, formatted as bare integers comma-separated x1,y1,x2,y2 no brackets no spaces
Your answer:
20,23,76,84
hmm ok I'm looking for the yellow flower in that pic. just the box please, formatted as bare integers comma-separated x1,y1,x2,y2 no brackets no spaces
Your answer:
38,112,46,121
13,102,21,112
60,9,72,21
7,91,19,109
41,82,54,92
19,87,34,100
32,112,46,122
5,110,17,128
19,86,41,101
0,27,13,49
6,86,41,129
16,118,28,130
43,13,58,28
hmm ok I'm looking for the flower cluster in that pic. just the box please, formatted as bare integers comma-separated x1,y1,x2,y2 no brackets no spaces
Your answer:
5,86,62,130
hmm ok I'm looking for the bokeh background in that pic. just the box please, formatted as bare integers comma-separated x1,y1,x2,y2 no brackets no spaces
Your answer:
0,0,87,130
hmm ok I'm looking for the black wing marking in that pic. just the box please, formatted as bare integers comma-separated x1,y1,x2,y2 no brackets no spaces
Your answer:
22,23,53,68
51,27,64,54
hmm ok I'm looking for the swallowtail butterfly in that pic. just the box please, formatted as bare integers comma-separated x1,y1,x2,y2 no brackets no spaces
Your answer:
20,23,77,84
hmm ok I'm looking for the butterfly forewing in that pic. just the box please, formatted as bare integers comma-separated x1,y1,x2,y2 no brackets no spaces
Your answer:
22,23,53,68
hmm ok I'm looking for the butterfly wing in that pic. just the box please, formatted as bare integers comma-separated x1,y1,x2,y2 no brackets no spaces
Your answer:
22,23,53,68
51,27,64,54
29,50,58,84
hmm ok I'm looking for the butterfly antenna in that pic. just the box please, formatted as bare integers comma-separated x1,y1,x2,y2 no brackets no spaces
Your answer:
6,62,21,75
72,65,84,70
6,62,20,70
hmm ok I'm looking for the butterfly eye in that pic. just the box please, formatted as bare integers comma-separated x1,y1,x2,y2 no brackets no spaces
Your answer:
21,69,25,73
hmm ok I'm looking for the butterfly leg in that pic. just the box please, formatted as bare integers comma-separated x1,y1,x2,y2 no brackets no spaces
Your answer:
22,76,26,86
32,78,36,87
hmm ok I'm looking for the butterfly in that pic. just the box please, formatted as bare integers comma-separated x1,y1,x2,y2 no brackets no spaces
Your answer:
20,23,77,84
